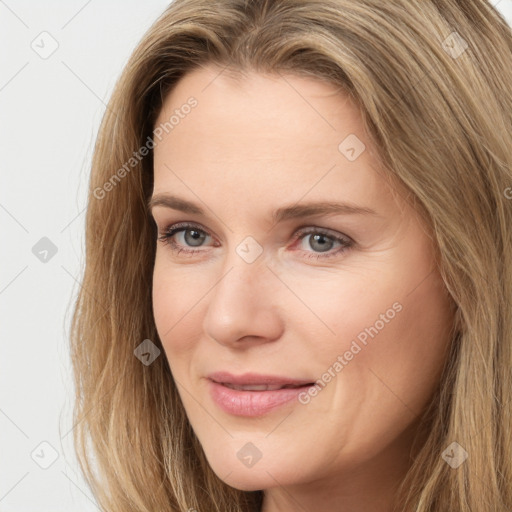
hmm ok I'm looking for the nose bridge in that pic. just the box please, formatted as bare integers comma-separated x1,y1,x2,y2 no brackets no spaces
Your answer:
212,237,269,310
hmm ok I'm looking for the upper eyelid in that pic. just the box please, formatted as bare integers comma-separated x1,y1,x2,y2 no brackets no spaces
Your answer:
159,221,344,235
158,222,352,245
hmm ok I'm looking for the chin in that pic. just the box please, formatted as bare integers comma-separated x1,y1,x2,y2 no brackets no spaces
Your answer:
221,474,267,492
203,447,303,491
217,467,281,492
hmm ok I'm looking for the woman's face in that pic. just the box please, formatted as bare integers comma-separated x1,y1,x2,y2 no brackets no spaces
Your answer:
150,64,455,498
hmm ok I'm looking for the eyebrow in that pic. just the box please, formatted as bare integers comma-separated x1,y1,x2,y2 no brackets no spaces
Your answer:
147,193,379,223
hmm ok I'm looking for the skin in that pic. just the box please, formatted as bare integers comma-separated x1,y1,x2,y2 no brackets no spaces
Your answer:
150,64,456,512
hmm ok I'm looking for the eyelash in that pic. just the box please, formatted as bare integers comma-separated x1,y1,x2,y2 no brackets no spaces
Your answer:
157,222,353,260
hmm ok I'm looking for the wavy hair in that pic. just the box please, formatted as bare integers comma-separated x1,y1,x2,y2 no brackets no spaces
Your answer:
69,1,512,510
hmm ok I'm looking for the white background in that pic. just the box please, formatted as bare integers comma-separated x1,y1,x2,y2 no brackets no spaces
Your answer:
1,1,511,510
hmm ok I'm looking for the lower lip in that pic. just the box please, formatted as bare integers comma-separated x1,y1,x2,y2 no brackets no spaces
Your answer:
208,380,312,417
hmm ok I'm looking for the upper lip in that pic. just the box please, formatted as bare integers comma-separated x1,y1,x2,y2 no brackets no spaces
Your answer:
207,371,314,387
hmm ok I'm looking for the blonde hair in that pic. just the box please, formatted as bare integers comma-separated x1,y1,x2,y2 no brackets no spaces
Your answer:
70,1,512,510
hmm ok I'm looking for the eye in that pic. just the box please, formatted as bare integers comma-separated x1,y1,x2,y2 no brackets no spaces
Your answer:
292,227,353,260
157,222,215,257
157,222,353,260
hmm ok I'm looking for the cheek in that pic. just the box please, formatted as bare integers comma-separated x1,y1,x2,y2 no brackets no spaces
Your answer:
381,274,454,386
300,245,454,420
330,269,454,416
280,266,402,364
321,226,456,407
151,257,202,356
298,273,454,466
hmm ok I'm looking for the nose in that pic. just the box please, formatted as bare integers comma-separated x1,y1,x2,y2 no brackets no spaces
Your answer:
202,251,284,348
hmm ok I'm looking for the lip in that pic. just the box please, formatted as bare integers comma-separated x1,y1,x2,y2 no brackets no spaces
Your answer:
207,371,314,387
207,372,315,417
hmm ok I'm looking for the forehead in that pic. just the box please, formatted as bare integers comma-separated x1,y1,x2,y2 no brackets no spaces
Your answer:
152,65,400,220
155,65,361,148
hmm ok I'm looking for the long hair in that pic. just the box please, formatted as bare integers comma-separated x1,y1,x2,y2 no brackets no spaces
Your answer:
69,1,512,510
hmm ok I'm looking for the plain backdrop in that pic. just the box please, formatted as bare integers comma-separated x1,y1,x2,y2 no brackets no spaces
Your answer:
1,1,511,510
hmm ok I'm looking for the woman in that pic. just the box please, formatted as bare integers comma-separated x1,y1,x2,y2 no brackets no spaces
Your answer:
70,1,512,510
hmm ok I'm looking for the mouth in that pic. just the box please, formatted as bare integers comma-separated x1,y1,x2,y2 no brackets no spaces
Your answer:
206,373,316,416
